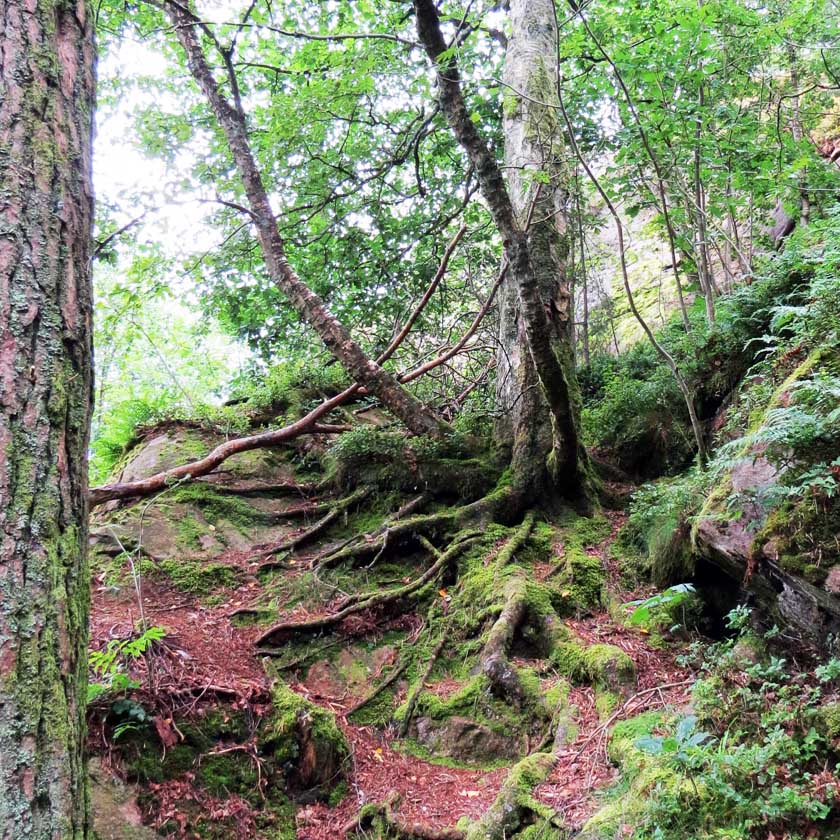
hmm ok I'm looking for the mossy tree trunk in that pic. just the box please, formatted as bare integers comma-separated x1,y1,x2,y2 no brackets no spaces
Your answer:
0,0,95,835
415,0,592,507
495,0,590,502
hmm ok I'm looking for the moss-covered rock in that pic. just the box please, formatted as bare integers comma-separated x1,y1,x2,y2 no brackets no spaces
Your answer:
263,680,350,796
549,632,635,692
325,426,500,500
118,685,349,838
396,671,549,764
815,700,840,744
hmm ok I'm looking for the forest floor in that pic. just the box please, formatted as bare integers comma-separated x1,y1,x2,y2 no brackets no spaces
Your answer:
87,438,696,839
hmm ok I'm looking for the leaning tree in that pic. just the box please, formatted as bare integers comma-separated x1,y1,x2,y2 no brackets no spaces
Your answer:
414,0,593,506
88,0,593,515
0,0,95,834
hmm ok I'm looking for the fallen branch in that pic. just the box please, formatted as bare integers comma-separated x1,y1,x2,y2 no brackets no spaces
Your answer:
89,411,349,507
88,226,474,510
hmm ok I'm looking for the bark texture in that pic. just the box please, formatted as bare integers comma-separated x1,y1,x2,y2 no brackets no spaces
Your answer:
414,0,591,504
165,2,444,438
0,0,95,835
496,0,586,497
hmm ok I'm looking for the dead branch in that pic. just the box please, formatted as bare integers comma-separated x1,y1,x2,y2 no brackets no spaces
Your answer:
88,409,349,507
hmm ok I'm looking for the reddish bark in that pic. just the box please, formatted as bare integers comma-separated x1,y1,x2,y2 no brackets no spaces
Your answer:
0,0,95,833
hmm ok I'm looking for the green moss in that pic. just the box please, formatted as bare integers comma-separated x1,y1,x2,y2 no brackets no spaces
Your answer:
550,634,635,691
463,750,558,840
551,549,606,616
325,427,498,499
264,680,350,787
754,493,840,587
395,674,527,737
166,483,271,530
396,737,511,771
175,514,204,551
816,701,840,741
595,690,621,719
395,675,485,724
608,711,667,770
543,679,570,712
578,765,692,840
198,751,258,798
144,557,240,596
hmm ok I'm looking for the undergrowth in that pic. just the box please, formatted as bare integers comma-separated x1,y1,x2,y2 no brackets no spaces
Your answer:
592,606,840,839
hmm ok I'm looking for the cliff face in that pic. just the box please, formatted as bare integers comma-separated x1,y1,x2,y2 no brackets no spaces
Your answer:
690,346,840,648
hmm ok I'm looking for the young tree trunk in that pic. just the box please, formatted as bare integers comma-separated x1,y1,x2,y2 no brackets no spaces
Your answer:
415,0,592,506
165,2,444,438
0,0,95,835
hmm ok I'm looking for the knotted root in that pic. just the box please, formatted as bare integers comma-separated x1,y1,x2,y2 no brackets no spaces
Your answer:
256,535,479,646
464,751,562,840
345,791,465,840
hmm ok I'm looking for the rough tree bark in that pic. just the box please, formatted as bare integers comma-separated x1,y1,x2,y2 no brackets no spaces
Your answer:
495,0,591,500
414,0,592,506
0,0,95,835
163,0,444,438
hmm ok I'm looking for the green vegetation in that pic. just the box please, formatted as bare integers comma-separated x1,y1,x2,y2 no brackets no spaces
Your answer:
585,609,840,839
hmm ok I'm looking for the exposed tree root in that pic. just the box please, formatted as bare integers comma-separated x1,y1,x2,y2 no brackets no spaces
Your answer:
306,492,430,570
196,478,318,496
398,632,447,736
254,488,370,568
256,510,339,569
477,512,538,702
345,791,466,840
479,576,530,703
345,661,409,717
464,751,561,840
494,511,535,569
315,485,520,571
256,535,479,646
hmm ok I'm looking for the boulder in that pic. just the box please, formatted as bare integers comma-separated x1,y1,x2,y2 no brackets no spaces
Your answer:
693,452,840,645
413,715,521,763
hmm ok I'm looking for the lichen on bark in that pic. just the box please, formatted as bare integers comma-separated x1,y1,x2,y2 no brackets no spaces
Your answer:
0,0,96,834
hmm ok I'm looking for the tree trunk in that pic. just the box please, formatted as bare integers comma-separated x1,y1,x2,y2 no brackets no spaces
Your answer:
0,0,95,835
415,0,592,506
165,2,444,438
